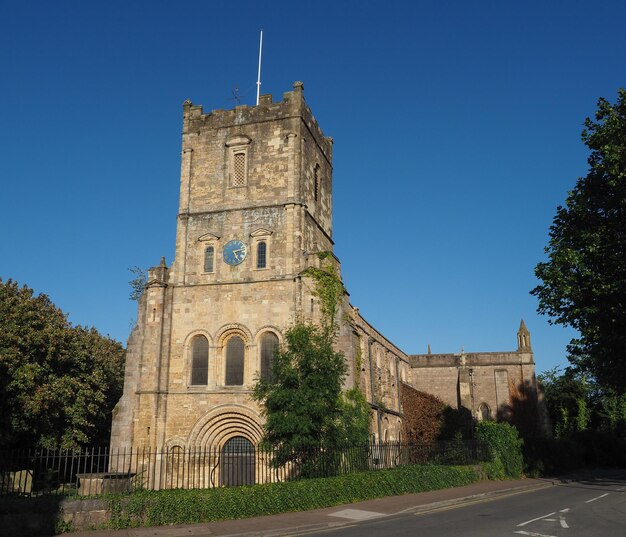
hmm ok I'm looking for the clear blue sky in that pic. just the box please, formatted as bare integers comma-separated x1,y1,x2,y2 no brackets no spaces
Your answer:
1,1,624,374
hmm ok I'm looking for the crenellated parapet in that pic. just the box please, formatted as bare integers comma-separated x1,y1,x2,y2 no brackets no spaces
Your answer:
182,81,333,164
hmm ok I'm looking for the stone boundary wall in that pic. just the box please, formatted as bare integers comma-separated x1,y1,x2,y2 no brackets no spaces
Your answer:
0,498,110,535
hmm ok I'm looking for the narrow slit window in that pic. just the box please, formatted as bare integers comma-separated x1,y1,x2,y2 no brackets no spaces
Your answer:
260,332,278,382
314,164,320,201
204,246,214,272
191,335,209,385
225,336,245,385
256,241,267,269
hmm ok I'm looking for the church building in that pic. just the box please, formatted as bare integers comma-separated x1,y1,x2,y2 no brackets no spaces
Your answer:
111,82,541,463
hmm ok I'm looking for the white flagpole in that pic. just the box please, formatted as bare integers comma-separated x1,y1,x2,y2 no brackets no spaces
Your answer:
256,30,263,105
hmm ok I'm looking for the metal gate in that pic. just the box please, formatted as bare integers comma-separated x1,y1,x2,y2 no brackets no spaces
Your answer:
220,436,255,487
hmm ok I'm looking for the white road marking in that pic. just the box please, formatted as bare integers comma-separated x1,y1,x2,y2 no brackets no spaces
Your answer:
328,509,384,520
544,518,556,521
517,512,556,527
585,493,609,503
515,531,557,537
560,516,569,529
560,508,570,512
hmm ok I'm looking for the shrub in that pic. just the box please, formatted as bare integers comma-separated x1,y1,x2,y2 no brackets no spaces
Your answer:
523,431,626,476
475,421,523,478
522,437,583,476
572,430,626,468
106,464,480,529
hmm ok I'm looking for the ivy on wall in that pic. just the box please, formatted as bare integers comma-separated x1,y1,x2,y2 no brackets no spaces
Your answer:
302,252,345,333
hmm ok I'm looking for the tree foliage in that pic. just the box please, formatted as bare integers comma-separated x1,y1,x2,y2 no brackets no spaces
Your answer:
532,89,626,392
252,324,371,468
128,266,148,301
539,367,626,438
253,254,370,468
0,278,125,449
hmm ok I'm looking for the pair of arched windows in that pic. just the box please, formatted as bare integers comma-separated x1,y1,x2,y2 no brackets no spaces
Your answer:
189,332,278,386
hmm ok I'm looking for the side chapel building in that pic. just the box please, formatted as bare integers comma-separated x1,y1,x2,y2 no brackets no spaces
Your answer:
111,82,540,459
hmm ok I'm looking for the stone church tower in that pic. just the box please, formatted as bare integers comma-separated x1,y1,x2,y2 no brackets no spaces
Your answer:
110,82,388,454
111,82,544,462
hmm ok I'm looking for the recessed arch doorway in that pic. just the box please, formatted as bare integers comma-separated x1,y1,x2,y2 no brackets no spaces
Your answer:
221,436,255,487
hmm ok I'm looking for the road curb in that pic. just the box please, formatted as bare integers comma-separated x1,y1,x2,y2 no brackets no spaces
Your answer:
219,522,345,537
215,481,556,537
407,481,554,515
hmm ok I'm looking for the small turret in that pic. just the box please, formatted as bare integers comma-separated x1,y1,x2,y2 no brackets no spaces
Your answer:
517,319,531,352
147,257,169,287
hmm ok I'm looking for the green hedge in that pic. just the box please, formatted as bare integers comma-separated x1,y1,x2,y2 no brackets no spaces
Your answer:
107,464,480,529
475,422,524,479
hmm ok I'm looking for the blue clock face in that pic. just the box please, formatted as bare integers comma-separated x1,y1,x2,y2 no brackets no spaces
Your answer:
223,240,248,265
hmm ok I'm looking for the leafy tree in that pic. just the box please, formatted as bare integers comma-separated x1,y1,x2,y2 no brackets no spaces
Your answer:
539,368,592,438
539,367,626,438
252,323,347,466
532,89,626,392
0,278,125,449
253,254,371,471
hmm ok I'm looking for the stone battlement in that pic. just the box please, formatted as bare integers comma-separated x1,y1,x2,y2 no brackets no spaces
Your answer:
182,81,333,163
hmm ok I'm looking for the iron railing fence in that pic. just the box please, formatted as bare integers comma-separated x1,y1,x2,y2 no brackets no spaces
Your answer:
0,440,488,497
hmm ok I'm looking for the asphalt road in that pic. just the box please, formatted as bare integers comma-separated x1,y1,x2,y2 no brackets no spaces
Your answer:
305,471,626,537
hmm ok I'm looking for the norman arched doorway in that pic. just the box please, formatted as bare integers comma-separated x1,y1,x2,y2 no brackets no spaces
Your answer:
221,436,255,487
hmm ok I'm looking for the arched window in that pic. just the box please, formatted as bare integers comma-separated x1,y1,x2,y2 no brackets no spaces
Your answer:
260,332,279,382
478,403,491,421
225,336,245,385
204,246,215,273
256,241,267,269
191,335,209,385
